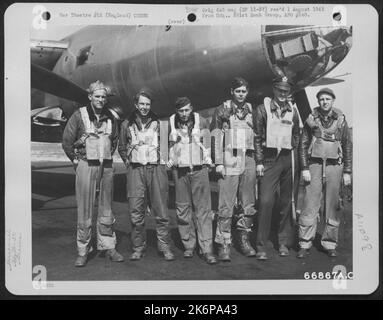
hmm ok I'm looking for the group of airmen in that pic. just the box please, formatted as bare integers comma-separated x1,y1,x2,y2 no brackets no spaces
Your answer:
62,76,352,267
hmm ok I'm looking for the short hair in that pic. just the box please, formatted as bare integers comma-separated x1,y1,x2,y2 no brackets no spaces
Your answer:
175,96,192,109
87,80,109,94
231,77,249,90
134,90,152,104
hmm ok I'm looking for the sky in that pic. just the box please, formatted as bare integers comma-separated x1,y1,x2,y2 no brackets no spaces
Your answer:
31,25,353,125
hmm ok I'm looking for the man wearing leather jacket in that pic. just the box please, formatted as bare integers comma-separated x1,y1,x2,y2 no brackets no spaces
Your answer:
210,77,257,261
62,80,124,267
297,87,352,258
253,77,301,260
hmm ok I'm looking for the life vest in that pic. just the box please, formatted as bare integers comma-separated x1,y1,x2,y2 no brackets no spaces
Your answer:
224,100,254,150
264,97,294,152
306,109,344,160
129,120,158,165
79,107,112,161
169,112,209,167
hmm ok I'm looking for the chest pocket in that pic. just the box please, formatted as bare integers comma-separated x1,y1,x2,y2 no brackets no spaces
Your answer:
307,114,343,160
130,122,158,165
80,107,112,161
224,100,254,150
264,98,293,151
169,113,208,167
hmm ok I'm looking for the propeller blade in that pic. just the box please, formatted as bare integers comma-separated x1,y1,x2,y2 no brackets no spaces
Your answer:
31,63,88,104
294,89,312,124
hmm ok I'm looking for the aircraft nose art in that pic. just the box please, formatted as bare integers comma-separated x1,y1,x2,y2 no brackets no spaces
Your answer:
262,25,352,91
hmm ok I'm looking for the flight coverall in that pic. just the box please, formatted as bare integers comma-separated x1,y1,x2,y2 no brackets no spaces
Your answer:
254,98,301,250
298,107,352,250
118,111,171,253
210,100,257,247
62,105,119,257
169,112,214,254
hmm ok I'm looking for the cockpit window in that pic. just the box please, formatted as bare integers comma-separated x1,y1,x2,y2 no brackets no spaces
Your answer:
77,46,92,67
263,26,352,91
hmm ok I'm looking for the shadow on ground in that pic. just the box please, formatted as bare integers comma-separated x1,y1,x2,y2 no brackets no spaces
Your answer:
32,161,352,281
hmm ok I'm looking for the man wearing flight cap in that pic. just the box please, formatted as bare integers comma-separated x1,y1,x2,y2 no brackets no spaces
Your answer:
297,87,352,258
118,89,175,261
62,80,124,267
253,76,301,260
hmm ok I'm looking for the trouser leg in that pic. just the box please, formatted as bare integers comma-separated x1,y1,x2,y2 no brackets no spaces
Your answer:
76,160,96,256
321,164,343,250
127,166,147,252
298,163,322,249
278,152,296,247
173,169,196,251
191,168,213,254
96,161,116,251
148,165,171,251
256,159,281,248
215,175,239,245
236,156,257,232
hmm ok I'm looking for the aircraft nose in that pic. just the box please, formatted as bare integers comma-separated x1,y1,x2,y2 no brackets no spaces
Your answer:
263,25,352,91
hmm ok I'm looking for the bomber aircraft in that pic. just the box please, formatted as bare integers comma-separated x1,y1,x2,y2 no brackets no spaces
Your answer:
31,25,352,141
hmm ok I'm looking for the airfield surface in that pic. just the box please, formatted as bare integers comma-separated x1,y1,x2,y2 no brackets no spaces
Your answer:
32,142,352,281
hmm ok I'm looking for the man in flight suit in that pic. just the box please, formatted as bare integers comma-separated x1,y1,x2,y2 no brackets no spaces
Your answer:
297,88,352,258
62,80,124,267
167,97,218,264
254,77,301,260
210,77,257,261
118,90,175,261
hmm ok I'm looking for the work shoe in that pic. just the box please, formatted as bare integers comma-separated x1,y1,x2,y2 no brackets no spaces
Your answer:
106,249,124,262
183,249,194,258
297,248,310,259
218,244,231,262
255,246,268,261
238,231,256,257
74,254,88,267
130,250,145,261
327,249,338,257
203,252,218,264
162,248,175,261
203,253,218,265
278,244,290,257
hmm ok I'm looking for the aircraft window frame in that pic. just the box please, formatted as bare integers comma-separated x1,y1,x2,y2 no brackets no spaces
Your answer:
76,45,92,67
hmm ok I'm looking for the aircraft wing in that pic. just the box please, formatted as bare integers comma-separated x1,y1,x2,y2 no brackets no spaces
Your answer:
31,40,89,142
31,63,88,104
31,40,69,70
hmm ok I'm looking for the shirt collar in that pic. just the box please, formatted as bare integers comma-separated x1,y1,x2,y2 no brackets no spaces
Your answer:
271,99,291,112
317,107,338,120
87,104,110,122
175,112,195,130
231,100,250,116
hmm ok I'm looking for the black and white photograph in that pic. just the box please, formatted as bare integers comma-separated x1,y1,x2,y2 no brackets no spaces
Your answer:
4,3,379,295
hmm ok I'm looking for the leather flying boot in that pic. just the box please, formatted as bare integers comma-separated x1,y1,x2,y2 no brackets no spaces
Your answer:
203,253,218,265
327,249,338,257
130,250,145,261
162,247,175,261
106,248,124,262
183,249,194,258
278,244,290,257
297,248,310,259
74,254,88,267
218,244,231,262
238,231,256,257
